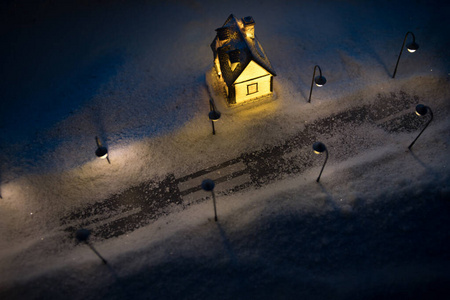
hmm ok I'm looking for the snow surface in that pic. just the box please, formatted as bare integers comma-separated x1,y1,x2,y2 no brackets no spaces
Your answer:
1,0,450,299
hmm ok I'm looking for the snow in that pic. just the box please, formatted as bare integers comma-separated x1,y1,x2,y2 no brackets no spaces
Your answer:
1,0,450,299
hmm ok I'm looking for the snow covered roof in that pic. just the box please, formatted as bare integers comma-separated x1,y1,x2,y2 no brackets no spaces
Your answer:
210,14,277,87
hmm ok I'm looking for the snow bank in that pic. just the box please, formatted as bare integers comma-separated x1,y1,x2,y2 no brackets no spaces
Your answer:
1,0,450,298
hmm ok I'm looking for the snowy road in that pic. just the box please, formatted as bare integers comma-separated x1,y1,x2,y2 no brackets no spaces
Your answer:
61,91,426,239
2,0,450,298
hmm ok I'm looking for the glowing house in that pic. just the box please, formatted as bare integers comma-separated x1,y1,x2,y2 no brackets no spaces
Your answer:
211,14,276,105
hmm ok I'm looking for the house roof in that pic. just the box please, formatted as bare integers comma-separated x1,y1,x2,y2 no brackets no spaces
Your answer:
210,14,276,87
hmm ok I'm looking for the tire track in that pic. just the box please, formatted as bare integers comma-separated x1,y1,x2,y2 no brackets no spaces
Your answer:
60,91,425,239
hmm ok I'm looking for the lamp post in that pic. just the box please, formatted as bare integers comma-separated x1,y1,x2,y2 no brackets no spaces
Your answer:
392,31,419,78
313,142,328,182
201,179,218,221
208,99,221,135
75,228,108,264
308,65,327,103
408,104,433,150
95,136,110,164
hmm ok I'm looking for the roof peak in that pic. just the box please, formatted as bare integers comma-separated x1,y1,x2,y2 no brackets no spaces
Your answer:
211,14,276,86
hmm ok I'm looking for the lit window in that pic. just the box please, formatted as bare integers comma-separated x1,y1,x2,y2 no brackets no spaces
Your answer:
247,83,258,95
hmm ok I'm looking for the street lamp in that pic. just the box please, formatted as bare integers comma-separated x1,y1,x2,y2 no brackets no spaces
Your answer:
408,104,433,150
308,65,327,103
95,136,110,164
201,179,218,221
208,99,221,135
392,31,419,78
75,228,108,264
313,142,328,182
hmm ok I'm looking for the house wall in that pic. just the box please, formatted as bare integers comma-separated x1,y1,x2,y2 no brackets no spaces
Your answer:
234,75,272,104
233,60,272,104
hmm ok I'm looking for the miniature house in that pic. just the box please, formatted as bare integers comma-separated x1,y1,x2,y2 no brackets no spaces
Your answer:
211,14,276,105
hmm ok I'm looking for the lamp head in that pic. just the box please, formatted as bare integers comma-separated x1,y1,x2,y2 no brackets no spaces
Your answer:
415,104,428,116
314,75,327,87
313,142,327,154
209,110,221,121
407,42,419,53
201,179,215,191
95,146,108,159
75,228,91,242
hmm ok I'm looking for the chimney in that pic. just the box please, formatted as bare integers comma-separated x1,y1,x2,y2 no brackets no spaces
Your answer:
242,16,255,39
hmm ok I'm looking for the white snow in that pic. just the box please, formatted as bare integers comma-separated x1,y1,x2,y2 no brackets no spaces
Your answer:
1,0,450,299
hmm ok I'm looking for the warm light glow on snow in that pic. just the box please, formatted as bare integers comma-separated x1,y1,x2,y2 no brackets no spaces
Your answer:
1,1,449,298
0,180,35,211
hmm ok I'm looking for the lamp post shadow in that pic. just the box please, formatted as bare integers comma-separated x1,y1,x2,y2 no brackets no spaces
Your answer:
104,263,135,298
368,48,391,77
216,221,239,269
317,182,339,210
408,149,437,178
297,81,308,103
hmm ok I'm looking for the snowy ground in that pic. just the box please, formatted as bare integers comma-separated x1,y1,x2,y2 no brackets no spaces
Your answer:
1,0,450,299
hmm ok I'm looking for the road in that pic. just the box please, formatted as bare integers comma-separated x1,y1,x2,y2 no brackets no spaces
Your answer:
61,91,425,239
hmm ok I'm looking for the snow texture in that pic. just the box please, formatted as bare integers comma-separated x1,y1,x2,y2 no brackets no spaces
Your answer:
1,0,450,299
